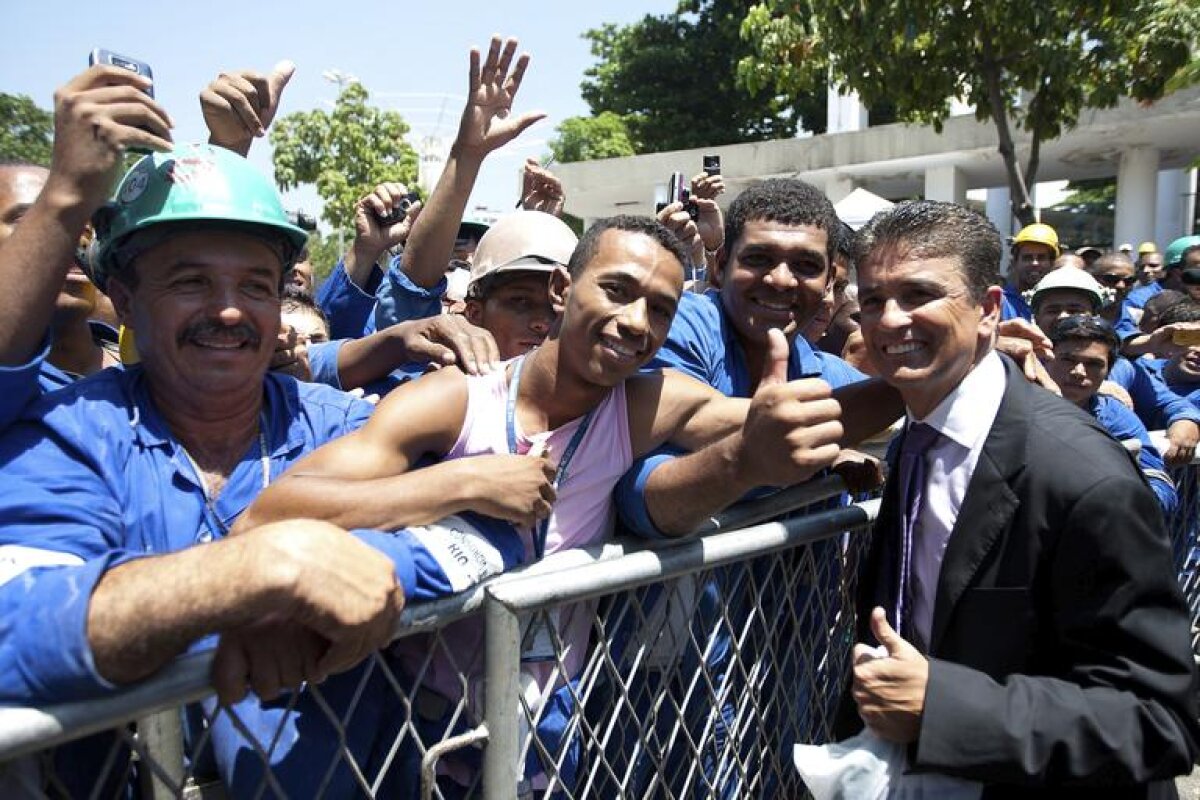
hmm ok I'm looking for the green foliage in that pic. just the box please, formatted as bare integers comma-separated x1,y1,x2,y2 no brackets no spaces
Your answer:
739,0,1200,223
581,0,825,155
0,94,53,165
1052,178,1116,216
304,229,347,285
270,83,418,231
549,112,637,163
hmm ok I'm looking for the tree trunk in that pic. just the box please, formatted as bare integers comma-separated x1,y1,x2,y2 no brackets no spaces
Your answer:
980,38,1036,227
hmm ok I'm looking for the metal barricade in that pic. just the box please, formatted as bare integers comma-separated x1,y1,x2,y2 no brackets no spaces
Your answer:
1,451,1196,799
0,479,874,799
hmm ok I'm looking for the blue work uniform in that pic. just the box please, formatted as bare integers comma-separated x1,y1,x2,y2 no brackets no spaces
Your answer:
0,362,524,797
1113,303,1139,340
307,338,425,398
1144,358,1200,408
1087,393,1177,515
1124,282,1163,312
610,290,867,798
1108,356,1200,430
1001,283,1032,322
316,255,445,340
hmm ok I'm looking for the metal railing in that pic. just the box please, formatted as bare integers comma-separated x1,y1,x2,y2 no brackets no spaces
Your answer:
0,450,1196,799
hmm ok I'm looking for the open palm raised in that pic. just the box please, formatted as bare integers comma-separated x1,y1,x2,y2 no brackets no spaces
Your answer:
454,36,546,158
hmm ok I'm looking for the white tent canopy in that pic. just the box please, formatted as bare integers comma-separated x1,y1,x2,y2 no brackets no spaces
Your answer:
834,187,894,230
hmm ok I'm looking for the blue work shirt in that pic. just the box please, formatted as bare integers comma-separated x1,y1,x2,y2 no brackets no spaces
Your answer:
616,290,867,537
1001,283,1032,322
316,258,383,340
1124,282,1163,311
0,361,525,795
308,338,427,398
1113,303,1139,340
1087,393,1177,515
317,255,448,339
1107,356,1200,430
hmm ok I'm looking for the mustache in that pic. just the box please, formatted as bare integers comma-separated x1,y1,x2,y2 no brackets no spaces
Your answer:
178,320,262,348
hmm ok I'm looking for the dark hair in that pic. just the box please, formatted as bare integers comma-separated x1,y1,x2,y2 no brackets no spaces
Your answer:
855,200,1001,302
723,178,842,267
281,286,329,329
466,267,551,301
567,215,689,279
1048,314,1120,367
1087,253,1135,277
1142,290,1186,321
1158,301,1200,327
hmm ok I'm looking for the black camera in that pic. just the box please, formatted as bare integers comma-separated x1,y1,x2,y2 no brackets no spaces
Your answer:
655,171,699,221
376,191,422,225
703,154,721,176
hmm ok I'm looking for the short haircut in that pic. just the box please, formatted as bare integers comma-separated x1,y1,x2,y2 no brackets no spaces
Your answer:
1087,253,1134,276
723,178,842,265
855,200,1001,303
281,286,330,330
1158,301,1200,327
1048,314,1120,367
567,216,689,279
1142,290,1186,320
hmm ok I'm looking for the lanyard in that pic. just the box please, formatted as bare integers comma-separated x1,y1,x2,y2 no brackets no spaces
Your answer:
179,412,271,538
506,355,594,559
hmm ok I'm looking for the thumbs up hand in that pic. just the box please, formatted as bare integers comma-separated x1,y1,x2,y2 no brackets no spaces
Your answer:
735,328,842,488
201,61,297,156
851,607,928,743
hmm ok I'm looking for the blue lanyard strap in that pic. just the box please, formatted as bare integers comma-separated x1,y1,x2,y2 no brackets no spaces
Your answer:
505,355,595,559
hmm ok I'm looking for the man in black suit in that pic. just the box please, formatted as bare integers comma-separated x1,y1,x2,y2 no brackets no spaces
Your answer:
845,200,1200,797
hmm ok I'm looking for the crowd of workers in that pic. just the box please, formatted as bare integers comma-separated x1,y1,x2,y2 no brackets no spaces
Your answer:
0,34,1199,799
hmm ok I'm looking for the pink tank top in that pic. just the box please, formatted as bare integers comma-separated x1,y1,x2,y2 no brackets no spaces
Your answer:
393,356,634,775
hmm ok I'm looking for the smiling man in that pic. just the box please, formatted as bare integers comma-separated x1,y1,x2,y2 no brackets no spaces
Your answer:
842,200,1198,797
242,214,854,793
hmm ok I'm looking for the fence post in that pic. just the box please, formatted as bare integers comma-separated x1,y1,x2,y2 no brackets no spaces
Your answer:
137,709,185,799
482,593,522,799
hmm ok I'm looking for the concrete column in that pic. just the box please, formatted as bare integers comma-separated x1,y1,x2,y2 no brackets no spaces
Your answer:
1114,147,1159,250
824,174,857,204
827,85,868,134
987,186,1014,276
924,165,967,206
1156,169,1190,249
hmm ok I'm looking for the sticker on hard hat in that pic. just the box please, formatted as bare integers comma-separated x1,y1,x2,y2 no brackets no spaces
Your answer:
118,168,150,204
165,157,219,186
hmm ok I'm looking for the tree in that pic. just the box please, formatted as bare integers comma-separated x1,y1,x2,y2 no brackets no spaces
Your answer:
549,112,637,163
304,229,345,286
581,0,825,155
0,94,53,165
270,83,418,231
739,1,1200,226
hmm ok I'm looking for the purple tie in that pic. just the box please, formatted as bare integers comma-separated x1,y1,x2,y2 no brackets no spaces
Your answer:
895,422,941,644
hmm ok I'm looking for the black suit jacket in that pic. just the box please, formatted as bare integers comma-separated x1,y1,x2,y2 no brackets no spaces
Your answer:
844,354,1200,799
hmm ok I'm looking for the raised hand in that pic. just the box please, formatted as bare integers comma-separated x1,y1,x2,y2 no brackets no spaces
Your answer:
201,61,295,156
48,65,174,212
519,158,565,216
453,36,546,159
737,329,842,487
351,181,421,266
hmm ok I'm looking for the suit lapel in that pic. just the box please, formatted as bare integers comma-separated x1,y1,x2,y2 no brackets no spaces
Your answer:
928,356,1026,653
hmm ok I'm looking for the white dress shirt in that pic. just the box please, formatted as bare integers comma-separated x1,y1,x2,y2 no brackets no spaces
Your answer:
906,350,1007,649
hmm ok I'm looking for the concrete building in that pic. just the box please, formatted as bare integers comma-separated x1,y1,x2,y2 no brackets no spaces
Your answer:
556,86,1199,256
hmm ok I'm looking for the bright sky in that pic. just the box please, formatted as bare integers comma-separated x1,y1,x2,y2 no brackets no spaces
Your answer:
3,0,677,228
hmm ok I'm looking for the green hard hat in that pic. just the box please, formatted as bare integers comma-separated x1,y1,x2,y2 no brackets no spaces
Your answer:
88,143,308,292
1164,235,1200,269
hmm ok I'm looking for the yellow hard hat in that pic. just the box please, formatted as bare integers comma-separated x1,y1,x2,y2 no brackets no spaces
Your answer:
1012,223,1060,257
1137,241,1157,255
